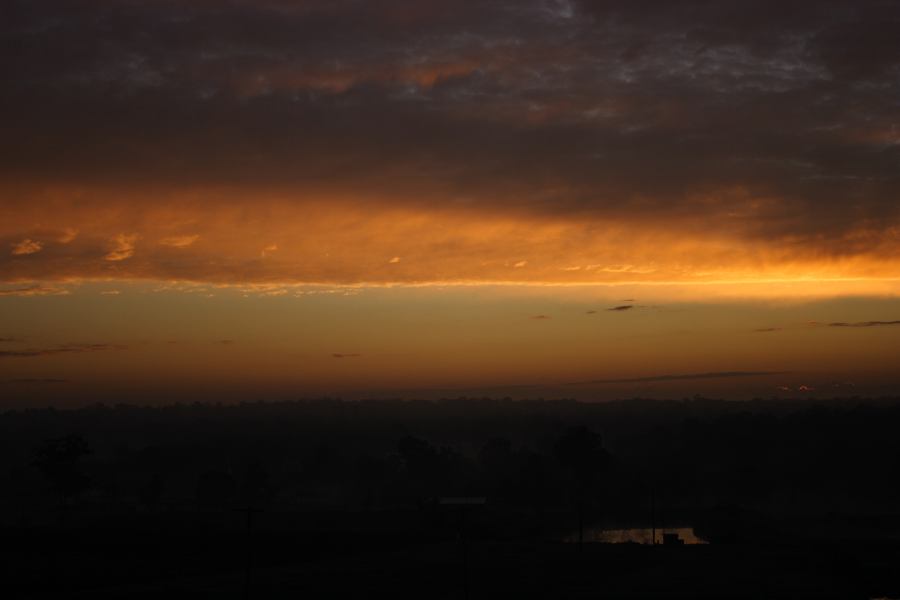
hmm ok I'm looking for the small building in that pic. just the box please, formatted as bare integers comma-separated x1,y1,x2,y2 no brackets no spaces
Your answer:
663,532,685,546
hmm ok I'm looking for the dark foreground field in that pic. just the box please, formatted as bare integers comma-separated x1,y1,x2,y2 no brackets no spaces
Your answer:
2,397,900,598
6,515,900,599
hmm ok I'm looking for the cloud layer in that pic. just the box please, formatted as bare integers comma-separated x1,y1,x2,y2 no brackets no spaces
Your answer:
2,1,899,288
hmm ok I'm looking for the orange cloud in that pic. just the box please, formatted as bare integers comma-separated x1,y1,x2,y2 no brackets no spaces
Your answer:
159,234,200,248
57,228,79,244
1,186,900,301
105,234,138,262
0,285,70,297
11,239,43,256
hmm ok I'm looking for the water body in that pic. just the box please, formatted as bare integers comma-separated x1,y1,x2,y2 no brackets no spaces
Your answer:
563,527,708,545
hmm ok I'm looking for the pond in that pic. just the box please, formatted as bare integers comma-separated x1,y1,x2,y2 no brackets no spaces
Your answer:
562,526,708,545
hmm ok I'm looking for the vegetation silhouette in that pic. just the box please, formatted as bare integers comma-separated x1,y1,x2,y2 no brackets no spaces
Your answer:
553,426,610,552
32,434,92,521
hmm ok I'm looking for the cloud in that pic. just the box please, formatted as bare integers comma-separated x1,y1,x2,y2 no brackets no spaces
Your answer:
586,310,597,314
3,378,68,384
159,234,200,248
531,314,551,320
332,353,361,358
513,261,528,268
261,244,278,258
388,256,401,264
828,320,900,328
0,285,70,297
105,234,137,261
0,337,22,343
777,383,824,392
0,343,125,358
57,228,79,244
753,327,782,332
11,239,43,256
0,0,899,291
607,305,634,312
214,339,235,345
573,371,790,385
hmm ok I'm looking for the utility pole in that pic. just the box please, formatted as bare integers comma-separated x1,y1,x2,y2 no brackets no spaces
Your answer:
235,505,263,600
440,497,486,600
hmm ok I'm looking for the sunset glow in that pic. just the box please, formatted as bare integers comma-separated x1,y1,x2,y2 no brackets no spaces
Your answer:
2,0,900,405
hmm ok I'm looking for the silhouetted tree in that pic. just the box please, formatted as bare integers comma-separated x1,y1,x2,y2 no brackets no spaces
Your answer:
197,470,237,509
240,460,272,508
397,435,464,500
398,436,441,480
478,437,514,500
554,426,610,551
33,434,92,512
478,437,512,473
138,473,165,511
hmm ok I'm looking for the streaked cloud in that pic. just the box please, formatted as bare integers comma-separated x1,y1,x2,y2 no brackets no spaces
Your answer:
828,320,900,328
573,371,790,385
11,239,43,256
57,228,79,244
0,285,70,297
105,234,138,262
159,234,200,248
0,343,126,359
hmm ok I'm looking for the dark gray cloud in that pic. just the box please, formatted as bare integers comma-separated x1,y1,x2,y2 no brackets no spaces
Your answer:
607,305,634,312
753,320,900,332
828,320,900,328
572,370,790,384
1,0,899,253
0,343,125,358
332,353,361,358
3,378,68,384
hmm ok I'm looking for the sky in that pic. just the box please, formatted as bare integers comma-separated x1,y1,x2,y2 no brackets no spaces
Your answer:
1,0,899,406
